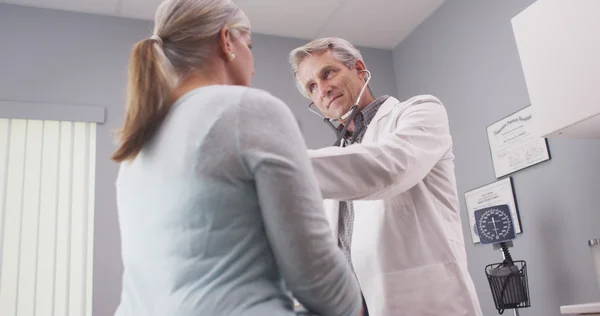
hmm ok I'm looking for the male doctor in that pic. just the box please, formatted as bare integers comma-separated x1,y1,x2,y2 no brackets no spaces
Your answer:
289,37,483,316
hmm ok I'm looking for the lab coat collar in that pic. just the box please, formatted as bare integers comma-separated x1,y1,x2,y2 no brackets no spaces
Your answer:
372,94,443,124
371,96,400,124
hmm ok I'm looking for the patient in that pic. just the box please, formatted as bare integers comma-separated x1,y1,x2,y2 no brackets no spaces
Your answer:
111,0,362,315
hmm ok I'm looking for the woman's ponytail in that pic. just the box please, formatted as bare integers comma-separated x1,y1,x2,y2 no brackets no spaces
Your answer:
111,0,251,163
112,38,177,162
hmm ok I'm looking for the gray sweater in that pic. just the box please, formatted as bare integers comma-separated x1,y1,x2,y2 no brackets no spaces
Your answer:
114,85,361,316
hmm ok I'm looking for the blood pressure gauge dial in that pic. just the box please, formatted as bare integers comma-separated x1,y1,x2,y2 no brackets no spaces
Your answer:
474,204,516,244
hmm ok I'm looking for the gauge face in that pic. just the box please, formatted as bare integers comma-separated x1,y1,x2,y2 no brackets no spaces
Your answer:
475,205,515,244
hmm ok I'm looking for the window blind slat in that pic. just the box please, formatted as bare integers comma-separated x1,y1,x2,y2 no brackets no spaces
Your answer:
0,119,27,316
35,121,61,316
85,123,96,316
53,121,73,316
0,119,11,282
17,120,44,316
69,122,86,316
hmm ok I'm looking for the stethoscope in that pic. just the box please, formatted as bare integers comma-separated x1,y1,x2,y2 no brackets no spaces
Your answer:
307,70,372,147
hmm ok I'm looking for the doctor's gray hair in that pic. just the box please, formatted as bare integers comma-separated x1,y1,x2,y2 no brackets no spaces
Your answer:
112,0,250,162
289,37,364,98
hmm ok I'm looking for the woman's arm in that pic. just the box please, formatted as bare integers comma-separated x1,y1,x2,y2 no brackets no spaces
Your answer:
237,88,362,316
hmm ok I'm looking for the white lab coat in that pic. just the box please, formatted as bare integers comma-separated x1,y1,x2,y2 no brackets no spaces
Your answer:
308,95,483,316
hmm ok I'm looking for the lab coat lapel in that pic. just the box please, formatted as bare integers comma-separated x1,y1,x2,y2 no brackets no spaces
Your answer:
323,199,340,239
362,97,400,143
372,96,400,124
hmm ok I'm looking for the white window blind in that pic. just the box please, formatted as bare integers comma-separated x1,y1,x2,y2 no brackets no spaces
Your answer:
0,118,96,316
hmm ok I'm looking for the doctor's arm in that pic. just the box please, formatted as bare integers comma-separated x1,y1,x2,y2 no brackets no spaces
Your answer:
308,101,452,201
237,90,362,316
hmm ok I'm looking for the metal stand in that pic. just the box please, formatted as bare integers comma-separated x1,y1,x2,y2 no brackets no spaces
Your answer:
493,241,519,316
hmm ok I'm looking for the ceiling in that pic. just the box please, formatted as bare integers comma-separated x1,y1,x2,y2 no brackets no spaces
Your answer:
0,0,446,49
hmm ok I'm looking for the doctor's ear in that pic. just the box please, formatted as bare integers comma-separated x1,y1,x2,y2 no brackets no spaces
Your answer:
360,70,370,82
354,60,368,79
354,60,367,71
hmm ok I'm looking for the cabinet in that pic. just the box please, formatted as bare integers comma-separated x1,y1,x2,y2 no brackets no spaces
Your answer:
560,302,600,315
511,0,600,138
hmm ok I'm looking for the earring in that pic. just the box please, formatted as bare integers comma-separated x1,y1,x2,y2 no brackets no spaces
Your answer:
230,52,236,60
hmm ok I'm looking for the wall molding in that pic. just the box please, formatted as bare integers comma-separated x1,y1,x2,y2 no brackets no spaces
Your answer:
0,100,105,123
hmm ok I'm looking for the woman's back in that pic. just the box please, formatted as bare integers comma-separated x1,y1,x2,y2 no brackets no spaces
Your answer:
114,86,360,316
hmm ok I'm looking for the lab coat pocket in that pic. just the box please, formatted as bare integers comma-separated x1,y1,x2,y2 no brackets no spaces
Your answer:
379,261,470,316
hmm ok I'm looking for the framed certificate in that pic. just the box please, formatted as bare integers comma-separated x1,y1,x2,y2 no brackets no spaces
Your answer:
464,177,522,244
487,105,551,178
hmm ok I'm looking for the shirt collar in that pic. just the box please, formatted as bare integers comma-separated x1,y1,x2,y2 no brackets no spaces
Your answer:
337,95,390,133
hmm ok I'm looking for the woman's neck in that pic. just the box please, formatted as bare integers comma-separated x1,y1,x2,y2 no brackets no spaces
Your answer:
172,64,232,101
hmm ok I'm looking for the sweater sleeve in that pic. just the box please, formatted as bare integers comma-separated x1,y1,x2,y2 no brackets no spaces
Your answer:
236,88,362,316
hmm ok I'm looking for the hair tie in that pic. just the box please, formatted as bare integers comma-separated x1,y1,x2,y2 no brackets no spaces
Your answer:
149,34,163,46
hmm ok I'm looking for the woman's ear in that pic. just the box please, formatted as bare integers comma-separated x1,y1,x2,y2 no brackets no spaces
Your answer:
218,27,235,61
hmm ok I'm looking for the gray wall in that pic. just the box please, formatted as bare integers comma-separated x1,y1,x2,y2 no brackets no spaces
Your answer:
0,3,396,315
393,1,600,315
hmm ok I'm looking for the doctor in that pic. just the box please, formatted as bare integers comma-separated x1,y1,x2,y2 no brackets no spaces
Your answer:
289,37,483,316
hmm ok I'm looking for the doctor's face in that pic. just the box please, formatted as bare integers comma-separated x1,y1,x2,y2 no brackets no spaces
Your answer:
297,50,370,120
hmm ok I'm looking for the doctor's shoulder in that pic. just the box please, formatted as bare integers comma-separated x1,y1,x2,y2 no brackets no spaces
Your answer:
396,94,449,119
401,94,445,109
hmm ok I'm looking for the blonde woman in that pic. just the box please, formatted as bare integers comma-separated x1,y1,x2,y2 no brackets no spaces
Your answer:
111,0,362,315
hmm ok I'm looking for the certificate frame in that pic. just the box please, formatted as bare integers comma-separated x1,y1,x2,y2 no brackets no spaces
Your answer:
464,177,522,244
486,105,551,179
